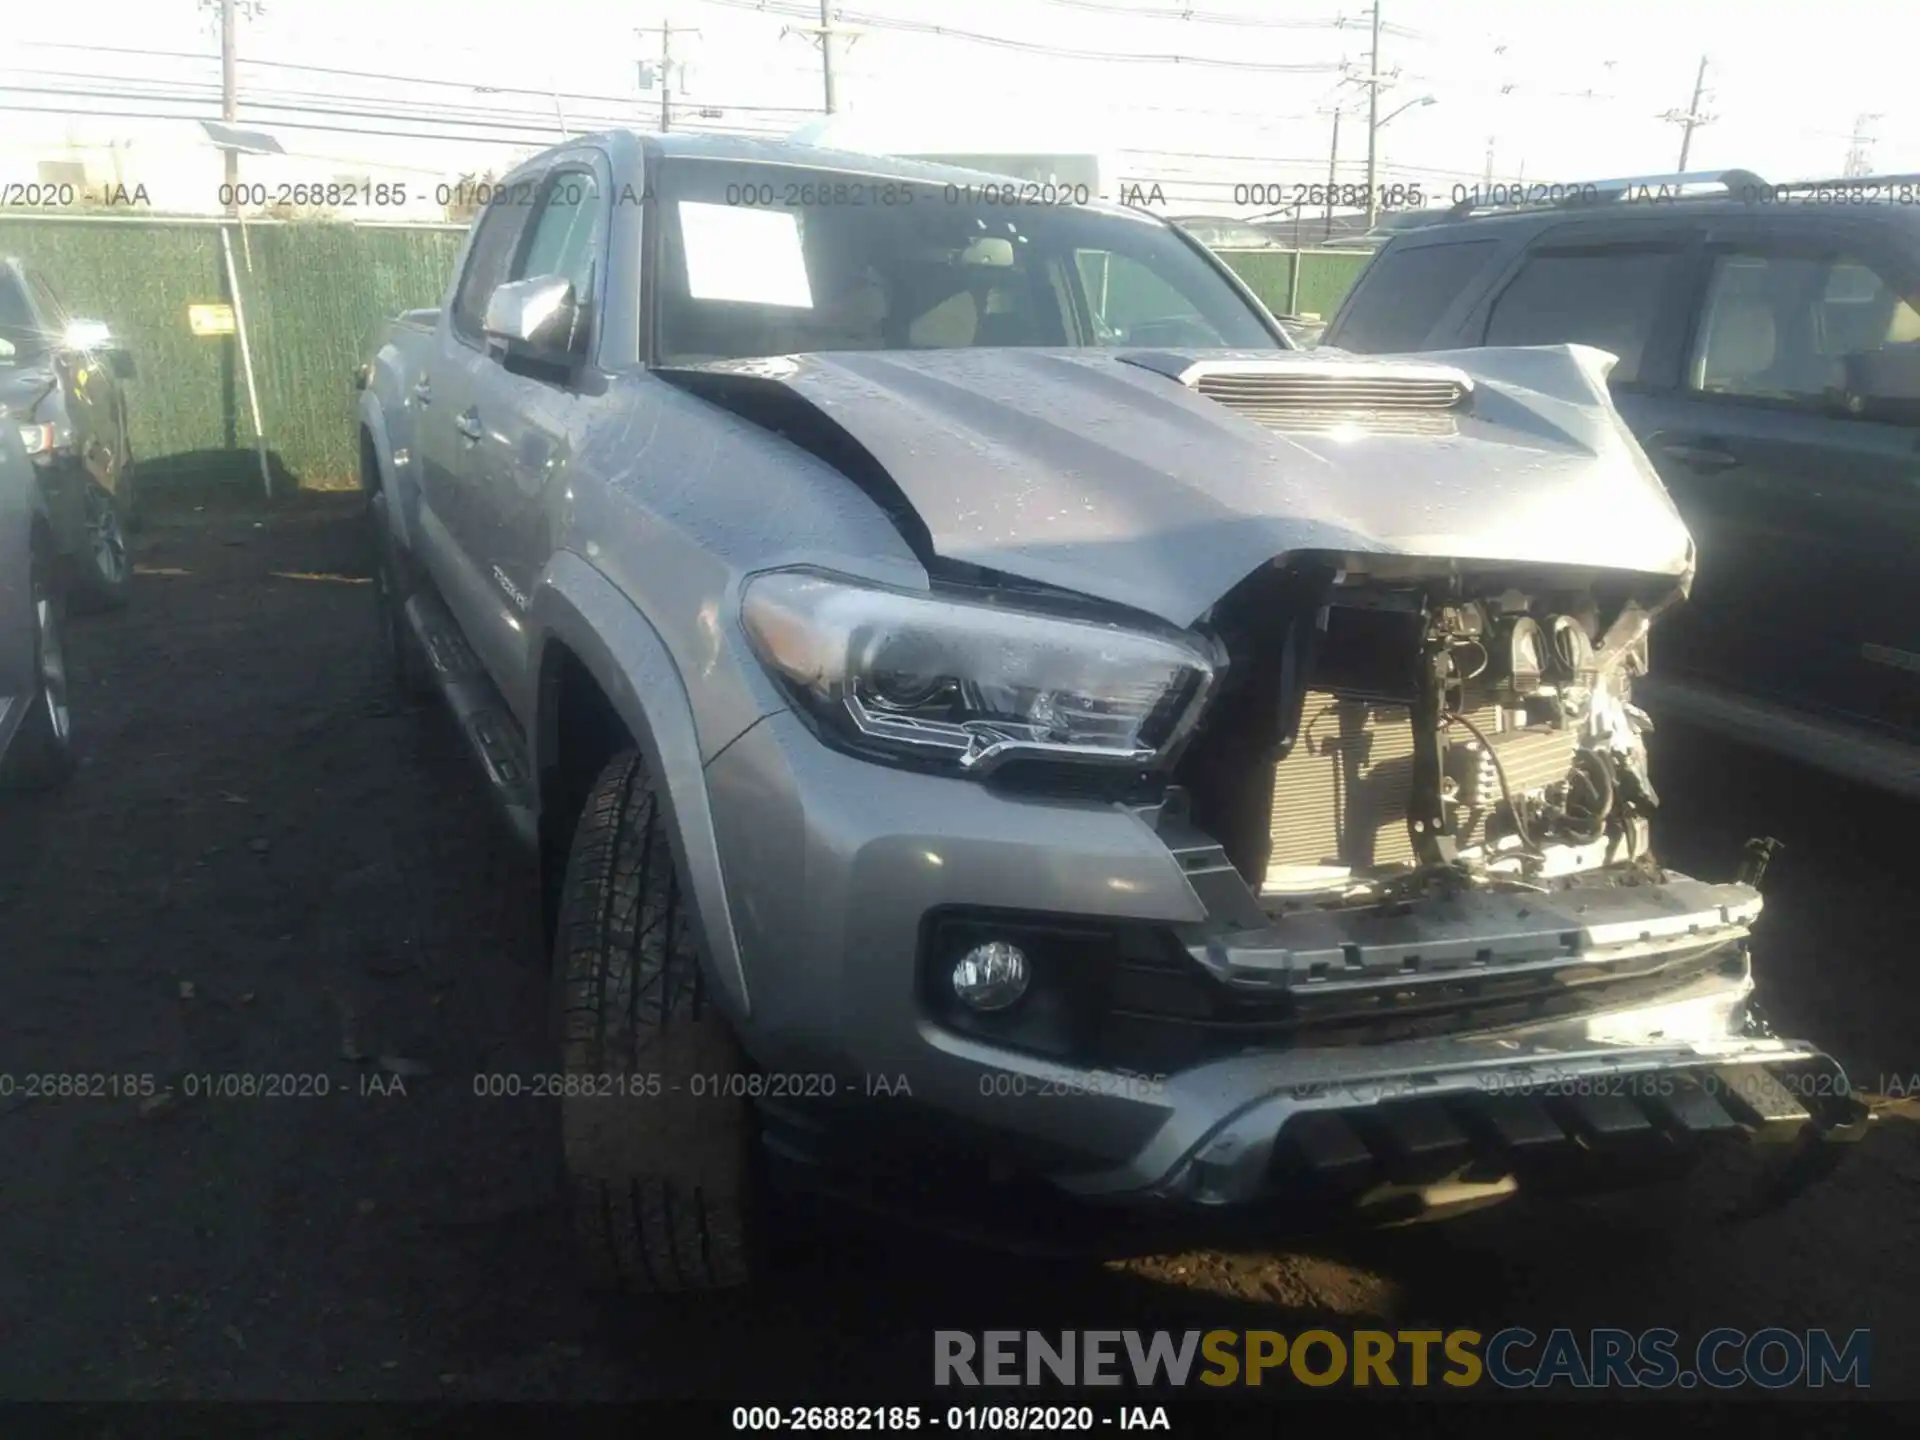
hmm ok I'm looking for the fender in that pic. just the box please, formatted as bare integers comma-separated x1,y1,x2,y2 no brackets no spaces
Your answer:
357,389,420,554
529,550,763,1023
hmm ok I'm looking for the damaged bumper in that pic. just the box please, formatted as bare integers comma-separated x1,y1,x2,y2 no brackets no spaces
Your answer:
709,713,1864,1240
1057,873,1867,1212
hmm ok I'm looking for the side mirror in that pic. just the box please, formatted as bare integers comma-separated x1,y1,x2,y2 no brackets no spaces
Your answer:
1842,342,1920,425
107,347,137,381
483,275,586,362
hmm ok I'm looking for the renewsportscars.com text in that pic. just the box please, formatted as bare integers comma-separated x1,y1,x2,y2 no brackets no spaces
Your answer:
934,1328,1870,1390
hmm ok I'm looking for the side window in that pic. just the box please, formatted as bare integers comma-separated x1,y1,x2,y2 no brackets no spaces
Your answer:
1688,249,1920,404
515,171,604,300
25,270,68,328
1073,250,1225,346
450,191,535,345
1330,239,1499,353
1482,247,1681,384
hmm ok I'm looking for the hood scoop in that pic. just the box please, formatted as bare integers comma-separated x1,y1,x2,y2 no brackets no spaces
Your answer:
1133,354,1474,435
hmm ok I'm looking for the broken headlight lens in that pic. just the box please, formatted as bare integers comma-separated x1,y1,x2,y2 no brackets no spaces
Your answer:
740,570,1218,775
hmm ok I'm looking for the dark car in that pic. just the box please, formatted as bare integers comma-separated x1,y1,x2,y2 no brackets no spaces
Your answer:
0,256,137,612
0,423,73,789
1322,170,1920,797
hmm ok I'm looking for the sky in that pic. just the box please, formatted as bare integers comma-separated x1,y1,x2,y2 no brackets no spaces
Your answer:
0,0,1914,220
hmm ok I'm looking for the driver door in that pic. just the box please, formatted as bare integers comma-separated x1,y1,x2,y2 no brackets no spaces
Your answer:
460,158,611,723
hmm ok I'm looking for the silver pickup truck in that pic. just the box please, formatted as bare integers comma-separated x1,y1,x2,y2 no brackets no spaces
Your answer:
359,132,1865,1296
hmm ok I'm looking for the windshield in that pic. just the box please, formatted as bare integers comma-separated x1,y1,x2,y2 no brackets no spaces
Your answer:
654,160,1281,364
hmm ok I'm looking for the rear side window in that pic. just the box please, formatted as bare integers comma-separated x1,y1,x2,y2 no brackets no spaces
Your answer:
1331,240,1498,352
1483,247,1681,384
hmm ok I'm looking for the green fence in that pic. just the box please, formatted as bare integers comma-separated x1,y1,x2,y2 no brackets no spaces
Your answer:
0,215,464,489
0,214,1372,492
1218,248,1372,321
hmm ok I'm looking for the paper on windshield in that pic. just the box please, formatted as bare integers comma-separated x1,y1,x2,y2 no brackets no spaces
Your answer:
678,202,814,308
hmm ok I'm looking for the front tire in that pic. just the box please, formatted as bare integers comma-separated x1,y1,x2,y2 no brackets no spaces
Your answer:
2,540,77,790
67,480,133,614
552,750,761,1294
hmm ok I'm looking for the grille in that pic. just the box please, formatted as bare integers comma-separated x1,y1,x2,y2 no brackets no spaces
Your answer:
1203,406,1461,437
1095,938,1743,1069
1266,691,1503,880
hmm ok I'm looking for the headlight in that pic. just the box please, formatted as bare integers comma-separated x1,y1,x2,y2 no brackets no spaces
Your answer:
740,570,1219,776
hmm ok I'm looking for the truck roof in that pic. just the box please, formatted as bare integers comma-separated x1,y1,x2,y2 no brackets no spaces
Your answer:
517,129,1120,195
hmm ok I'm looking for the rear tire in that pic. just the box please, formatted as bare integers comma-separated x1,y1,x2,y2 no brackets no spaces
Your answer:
368,493,433,703
552,750,762,1294
2,539,77,790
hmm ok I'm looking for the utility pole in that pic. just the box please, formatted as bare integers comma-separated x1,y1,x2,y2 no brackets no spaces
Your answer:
1844,113,1882,177
1324,107,1342,241
820,1,838,114
1363,0,1382,227
1661,56,1712,171
636,21,698,132
662,22,674,132
787,4,863,114
1484,135,1495,187
221,0,238,214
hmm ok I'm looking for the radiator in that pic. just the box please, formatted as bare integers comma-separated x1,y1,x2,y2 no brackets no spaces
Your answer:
1263,691,1573,885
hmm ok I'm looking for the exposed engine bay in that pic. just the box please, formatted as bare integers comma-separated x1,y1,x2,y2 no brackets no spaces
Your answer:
1174,560,1667,911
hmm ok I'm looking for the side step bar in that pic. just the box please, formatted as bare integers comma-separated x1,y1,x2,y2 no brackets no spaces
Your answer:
403,587,538,849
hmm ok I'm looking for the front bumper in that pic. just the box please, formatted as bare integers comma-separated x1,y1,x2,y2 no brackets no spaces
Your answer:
703,710,1865,1223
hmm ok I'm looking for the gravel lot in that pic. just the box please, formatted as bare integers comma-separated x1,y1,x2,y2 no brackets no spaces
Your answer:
1,493,1913,1407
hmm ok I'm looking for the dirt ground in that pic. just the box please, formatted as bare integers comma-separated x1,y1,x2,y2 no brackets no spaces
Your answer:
1,493,1914,1408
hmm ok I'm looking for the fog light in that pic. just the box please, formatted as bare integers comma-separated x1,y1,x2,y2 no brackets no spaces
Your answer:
951,941,1030,1012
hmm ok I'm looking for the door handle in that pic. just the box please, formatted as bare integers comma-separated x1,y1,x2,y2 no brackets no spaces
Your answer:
454,409,483,443
411,378,433,405
1656,439,1739,472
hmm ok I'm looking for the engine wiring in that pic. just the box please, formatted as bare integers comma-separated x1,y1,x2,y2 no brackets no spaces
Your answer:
1443,707,1545,857
1558,747,1617,845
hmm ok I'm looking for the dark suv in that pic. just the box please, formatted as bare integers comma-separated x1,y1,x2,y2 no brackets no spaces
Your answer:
1323,170,1920,797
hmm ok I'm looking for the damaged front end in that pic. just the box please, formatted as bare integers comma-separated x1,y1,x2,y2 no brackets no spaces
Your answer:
1097,553,1870,1222
705,339,1866,1226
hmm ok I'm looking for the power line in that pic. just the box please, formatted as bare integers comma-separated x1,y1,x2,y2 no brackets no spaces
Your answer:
14,40,689,109
0,83,646,142
702,0,1348,69
8,37,1372,138
1020,0,1426,36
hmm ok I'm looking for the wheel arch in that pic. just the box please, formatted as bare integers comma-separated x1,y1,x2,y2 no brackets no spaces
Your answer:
530,551,753,1023
357,392,416,552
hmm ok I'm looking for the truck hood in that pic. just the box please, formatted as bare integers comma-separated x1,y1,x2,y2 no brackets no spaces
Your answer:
658,343,1693,627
